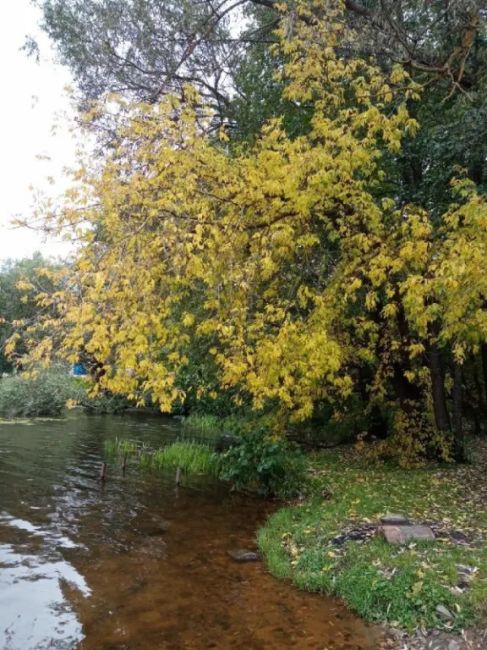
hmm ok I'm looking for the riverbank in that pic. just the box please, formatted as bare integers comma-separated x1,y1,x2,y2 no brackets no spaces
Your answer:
258,439,487,649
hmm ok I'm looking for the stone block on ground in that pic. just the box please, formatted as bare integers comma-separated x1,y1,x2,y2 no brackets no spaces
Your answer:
379,524,435,544
379,513,410,525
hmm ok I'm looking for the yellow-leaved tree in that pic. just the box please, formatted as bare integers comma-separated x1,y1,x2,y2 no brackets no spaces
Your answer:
18,0,487,464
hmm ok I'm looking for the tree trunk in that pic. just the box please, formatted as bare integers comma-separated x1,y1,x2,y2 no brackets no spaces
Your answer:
481,343,487,404
392,363,422,412
428,344,451,432
393,297,423,413
453,361,466,462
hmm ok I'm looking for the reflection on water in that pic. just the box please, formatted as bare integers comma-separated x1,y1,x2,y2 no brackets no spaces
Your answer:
0,413,381,649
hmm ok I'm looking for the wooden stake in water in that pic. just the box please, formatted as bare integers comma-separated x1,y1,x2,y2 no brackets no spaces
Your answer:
175,466,182,486
99,462,107,482
122,453,128,475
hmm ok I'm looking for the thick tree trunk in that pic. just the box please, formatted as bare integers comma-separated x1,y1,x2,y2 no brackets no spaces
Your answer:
471,408,481,436
428,344,451,432
453,361,466,462
473,357,485,410
392,364,421,410
357,365,389,439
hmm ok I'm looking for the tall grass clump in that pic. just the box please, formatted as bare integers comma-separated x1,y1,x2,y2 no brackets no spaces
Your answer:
180,413,277,445
150,441,221,478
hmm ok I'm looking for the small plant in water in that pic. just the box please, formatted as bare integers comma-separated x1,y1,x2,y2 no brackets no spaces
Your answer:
104,437,139,456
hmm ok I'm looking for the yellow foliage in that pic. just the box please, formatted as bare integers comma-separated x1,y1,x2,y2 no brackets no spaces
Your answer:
15,0,487,439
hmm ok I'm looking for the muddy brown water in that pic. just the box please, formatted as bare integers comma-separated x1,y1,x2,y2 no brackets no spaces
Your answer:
0,413,381,649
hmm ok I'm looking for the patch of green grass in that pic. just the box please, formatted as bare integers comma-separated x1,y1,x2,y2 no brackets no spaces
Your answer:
150,441,221,478
105,437,221,479
258,442,487,632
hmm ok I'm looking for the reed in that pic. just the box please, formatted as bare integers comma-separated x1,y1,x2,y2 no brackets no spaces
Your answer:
104,437,221,479
104,437,139,456
149,441,221,478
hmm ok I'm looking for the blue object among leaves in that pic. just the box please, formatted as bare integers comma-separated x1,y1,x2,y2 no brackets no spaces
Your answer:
72,362,87,376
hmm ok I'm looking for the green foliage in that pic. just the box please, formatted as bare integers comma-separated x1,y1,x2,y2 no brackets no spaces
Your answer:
220,429,307,497
289,395,372,448
226,4,312,144
258,444,487,630
181,413,255,439
172,332,251,417
0,366,132,419
105,426,307,496
0,366,78,417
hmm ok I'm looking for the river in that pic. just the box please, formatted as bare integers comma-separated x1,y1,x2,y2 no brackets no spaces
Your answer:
0,412,380,649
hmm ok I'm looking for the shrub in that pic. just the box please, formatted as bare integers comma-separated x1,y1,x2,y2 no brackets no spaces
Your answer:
180,413,254,444
219,429,307,497
0,366,80,417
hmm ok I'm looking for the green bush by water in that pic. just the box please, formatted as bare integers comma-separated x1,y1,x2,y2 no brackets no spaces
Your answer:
0,367,133,419
219,429,307,497
74,381,132,414
0,367,81,417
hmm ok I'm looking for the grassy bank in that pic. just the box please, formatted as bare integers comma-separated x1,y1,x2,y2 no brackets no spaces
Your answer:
258,440,487,632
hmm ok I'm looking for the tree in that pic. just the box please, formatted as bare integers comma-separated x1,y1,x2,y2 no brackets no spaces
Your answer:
22,2,487,463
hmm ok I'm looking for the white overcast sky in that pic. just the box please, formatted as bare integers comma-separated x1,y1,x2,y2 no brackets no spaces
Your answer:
0,0,76,262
